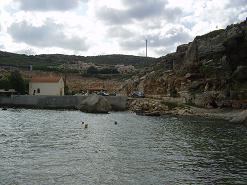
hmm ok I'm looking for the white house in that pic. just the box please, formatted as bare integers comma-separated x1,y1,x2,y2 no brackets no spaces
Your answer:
29,76,64,96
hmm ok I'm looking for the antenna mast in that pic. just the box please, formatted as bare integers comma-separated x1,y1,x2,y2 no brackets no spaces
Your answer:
145,39,148,57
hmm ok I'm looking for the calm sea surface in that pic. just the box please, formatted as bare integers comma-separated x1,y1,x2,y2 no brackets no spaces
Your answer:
0,109,246,185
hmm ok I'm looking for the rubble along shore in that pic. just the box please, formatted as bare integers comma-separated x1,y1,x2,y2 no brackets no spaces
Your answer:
128,98,247,125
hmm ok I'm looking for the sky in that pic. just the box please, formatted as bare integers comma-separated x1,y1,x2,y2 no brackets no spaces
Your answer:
0,0,246,57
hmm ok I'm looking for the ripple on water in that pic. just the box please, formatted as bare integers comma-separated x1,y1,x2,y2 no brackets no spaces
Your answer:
0,109,247,185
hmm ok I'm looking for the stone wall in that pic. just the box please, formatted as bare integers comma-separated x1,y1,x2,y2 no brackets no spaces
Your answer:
0,95,127,111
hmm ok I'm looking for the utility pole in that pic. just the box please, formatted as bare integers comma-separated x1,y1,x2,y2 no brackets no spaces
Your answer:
64,62,68,95
145,39,148,57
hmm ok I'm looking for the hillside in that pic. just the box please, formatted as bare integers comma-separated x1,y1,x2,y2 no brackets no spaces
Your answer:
0,51,157,70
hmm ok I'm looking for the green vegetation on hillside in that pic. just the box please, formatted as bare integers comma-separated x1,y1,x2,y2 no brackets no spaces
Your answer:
0,51,157,71
0,70,27,94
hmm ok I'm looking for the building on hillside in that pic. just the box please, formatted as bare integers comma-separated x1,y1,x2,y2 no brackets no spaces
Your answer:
29,76,64,96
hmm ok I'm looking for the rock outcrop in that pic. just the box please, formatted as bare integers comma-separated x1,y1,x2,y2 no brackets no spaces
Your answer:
128,98,168,116
123,20,247,110
76,95,111,113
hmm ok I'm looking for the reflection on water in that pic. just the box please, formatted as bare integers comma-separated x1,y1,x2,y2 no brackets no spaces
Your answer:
0,109,247,185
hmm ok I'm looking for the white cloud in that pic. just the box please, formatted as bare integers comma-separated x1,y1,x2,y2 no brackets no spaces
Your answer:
8,20,89,51
0,0,246,57
16,0,84,11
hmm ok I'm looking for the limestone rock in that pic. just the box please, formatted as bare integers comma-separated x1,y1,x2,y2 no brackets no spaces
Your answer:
122,21,247,109
229,110,247,124
194,92,218,108
178,109,191,116
76,95,111,113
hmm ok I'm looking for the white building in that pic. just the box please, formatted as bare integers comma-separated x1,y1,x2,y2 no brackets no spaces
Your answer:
29,76,64,96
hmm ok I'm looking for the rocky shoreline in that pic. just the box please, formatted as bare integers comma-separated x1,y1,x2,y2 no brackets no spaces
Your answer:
128,98,247,125
121,21,247,125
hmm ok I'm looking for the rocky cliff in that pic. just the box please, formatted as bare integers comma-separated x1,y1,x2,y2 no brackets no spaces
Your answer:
124,21,247,109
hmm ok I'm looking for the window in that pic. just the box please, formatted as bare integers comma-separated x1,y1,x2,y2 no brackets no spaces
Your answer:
37,88,40,93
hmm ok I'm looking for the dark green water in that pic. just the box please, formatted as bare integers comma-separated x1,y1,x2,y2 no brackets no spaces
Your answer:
0,109,246,185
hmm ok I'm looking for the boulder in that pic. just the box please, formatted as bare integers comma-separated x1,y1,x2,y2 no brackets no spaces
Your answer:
229,110,247,124
76,95,111,113
178,108,193,116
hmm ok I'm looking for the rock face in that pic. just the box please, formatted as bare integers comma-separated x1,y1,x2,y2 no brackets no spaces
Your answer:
232,66,247,81
123,20,247,109
76,95,111,113
193,91,228,108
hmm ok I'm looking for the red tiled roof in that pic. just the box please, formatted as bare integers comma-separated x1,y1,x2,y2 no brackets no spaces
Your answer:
31,76,62,83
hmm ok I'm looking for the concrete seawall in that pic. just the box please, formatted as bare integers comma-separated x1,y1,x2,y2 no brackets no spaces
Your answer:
0,95,127,111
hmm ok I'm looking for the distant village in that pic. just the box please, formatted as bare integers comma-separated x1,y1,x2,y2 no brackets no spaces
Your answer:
59,61,135,74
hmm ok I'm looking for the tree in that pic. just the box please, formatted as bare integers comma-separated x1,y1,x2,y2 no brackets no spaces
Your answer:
64,85,69,95
8,70,26,94
0,75,11,90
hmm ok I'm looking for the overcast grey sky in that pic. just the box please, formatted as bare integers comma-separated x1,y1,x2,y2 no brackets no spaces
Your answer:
0,0,246,57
